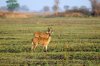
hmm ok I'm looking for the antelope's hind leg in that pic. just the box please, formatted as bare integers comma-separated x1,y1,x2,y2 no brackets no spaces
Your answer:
31,42,38,52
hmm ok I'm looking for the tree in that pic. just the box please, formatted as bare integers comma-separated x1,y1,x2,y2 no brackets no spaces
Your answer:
6,0,19,12
79,6,90,15
53,0,59,16
64,5,69,12
72,6,79,12
89,0,100,16
52,5,57,12
89,0,96,15
43,6,50,16
43,6,50,12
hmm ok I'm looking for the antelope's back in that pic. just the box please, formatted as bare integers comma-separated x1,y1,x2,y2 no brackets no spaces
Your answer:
34,32,41,37
34,32,49,38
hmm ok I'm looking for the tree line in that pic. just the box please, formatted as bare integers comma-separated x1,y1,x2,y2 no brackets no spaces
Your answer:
52,0,100,16
0,0,100,16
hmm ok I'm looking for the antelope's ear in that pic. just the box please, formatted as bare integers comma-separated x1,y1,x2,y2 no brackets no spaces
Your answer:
48,27,53,33
48,27,52,30
48,27,50,31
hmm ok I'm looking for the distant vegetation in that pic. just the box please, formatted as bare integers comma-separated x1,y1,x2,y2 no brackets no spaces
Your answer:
0,0,100,18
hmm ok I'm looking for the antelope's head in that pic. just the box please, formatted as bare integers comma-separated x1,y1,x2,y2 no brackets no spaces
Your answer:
47,27,53,36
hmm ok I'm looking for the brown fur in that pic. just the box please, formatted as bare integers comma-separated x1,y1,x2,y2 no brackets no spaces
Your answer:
32,28,52,52
34,32,50,38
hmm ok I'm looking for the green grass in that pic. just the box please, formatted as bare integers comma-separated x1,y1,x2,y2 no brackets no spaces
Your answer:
0,17,100,66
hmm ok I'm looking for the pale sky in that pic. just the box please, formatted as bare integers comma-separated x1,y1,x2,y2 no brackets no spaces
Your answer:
0,0,91,11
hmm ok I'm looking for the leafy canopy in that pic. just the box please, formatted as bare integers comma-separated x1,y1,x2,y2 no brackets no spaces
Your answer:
6,0,19,11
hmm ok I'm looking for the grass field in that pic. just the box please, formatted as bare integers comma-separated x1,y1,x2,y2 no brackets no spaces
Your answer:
0,17,100,66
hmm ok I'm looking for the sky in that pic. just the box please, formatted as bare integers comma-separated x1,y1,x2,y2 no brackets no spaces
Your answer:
0,0,91,11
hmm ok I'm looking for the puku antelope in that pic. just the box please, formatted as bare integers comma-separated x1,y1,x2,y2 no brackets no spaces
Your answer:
31,28,52,52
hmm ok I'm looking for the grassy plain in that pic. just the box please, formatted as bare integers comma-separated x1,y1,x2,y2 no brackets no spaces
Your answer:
0,17,100,66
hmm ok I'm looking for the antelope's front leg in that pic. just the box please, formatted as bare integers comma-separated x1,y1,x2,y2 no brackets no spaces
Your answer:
44,45,48,52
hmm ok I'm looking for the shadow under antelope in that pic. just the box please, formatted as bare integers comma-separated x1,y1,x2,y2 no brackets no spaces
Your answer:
31,28,53,52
